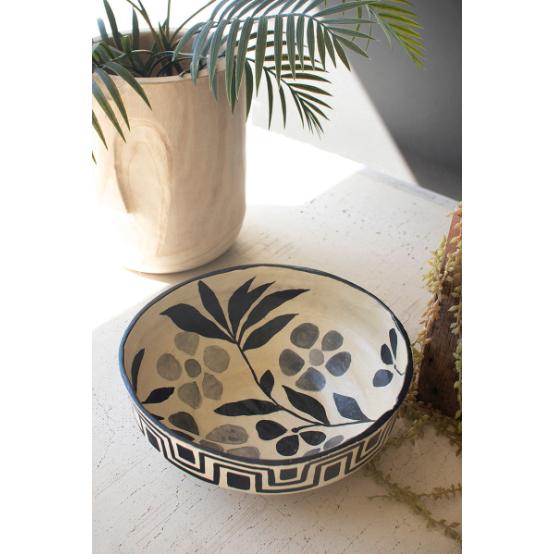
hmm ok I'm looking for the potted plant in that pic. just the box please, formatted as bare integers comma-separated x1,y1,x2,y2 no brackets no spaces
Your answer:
92,0,423,273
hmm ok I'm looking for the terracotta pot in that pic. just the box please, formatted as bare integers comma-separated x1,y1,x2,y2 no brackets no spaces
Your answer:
92,32,246,274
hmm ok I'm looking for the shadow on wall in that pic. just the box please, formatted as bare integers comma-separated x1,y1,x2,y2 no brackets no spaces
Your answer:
349,0,462,200
250,0,462,201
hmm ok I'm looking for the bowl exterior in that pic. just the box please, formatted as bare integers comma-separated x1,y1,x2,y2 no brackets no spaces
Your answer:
128,398,398,494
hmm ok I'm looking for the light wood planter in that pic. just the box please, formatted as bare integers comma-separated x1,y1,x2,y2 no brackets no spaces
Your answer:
92,37,246,274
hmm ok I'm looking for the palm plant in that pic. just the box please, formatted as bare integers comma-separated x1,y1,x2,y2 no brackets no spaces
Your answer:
92,0,424,162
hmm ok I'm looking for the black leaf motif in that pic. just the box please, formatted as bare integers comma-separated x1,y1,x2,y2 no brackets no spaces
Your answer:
168,412,199,435
381,344,393,365
300,431,326,446
239,288,308,343
242,314,298,351
260,370,275,396
227,278,275,337
373,369,394,387
143,387,175,404
389,328,398,358
283,386,330,425
333,393,371,422
256,419,287,440
150,414,165,421
161,304,233,343
131,349,145,393
214,399,281,416
276,434,299,456
198,281,231,334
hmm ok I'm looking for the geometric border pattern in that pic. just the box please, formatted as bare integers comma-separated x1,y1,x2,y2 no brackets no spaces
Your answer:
131,403,397,495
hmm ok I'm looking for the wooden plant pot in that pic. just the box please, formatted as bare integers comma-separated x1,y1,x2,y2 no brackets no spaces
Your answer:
92,35,246,274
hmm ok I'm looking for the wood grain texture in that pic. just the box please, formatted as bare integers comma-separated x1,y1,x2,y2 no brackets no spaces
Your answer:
92,44,246,274
93,133,461,553
417,207,462,416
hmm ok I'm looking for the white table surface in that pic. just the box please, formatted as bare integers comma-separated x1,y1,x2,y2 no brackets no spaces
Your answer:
92,125,461,553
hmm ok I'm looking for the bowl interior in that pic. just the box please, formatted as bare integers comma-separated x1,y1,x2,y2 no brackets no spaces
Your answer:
122,266,411,461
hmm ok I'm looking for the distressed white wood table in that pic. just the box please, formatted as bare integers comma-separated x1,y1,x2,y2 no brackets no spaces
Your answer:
92,125,461,553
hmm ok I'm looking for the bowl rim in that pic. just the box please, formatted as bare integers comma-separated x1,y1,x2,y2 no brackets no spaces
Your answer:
118,263,414,467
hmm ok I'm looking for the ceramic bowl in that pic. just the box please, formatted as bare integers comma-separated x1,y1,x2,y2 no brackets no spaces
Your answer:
119,264,413,494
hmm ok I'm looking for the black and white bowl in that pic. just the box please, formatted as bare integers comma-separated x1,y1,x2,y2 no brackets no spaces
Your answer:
119,264,413,494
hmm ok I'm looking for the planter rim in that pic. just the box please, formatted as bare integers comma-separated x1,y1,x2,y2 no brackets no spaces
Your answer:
92,28,226,83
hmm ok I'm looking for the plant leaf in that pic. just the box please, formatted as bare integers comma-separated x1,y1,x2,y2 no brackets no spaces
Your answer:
286,15,296,79
260,370,275,396
173,21,205,59
225,18,241,103
331,35,350,70
92,110,108,150
92,77,126,141
288,83,332,95
296,14,305,71
214,399,281,416
283,386,330,425
371,2,419,17
314,1,373,18
209,19,229,85
161,304,233,343
192,21,215,84
93,68,130,130
245,60,254,118
333,393,371,421
376,12,423,28
316,22,326,70
279,82,287,127
132,10,140,50
243,313,298,351
373,369,393,387
97,18,109,43
324,29,336,67
306,18,315,68
239,288,308,342
198,281,231,334
274,14,284,88
265,69,274,129
143,387,175,404
103,0,122,50
131,348,145,392
333,34,370,58
235,16,254,96
255,15,268,93
102,62,152,109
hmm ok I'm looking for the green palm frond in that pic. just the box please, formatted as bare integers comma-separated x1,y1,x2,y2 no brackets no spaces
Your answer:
93,0,424,162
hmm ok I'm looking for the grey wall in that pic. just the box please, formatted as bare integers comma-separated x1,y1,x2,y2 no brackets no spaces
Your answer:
353,0,462,198
251,0,462,200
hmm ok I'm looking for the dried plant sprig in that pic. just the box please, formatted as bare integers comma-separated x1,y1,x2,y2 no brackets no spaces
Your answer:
366,462,462,544
366,203,462,545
